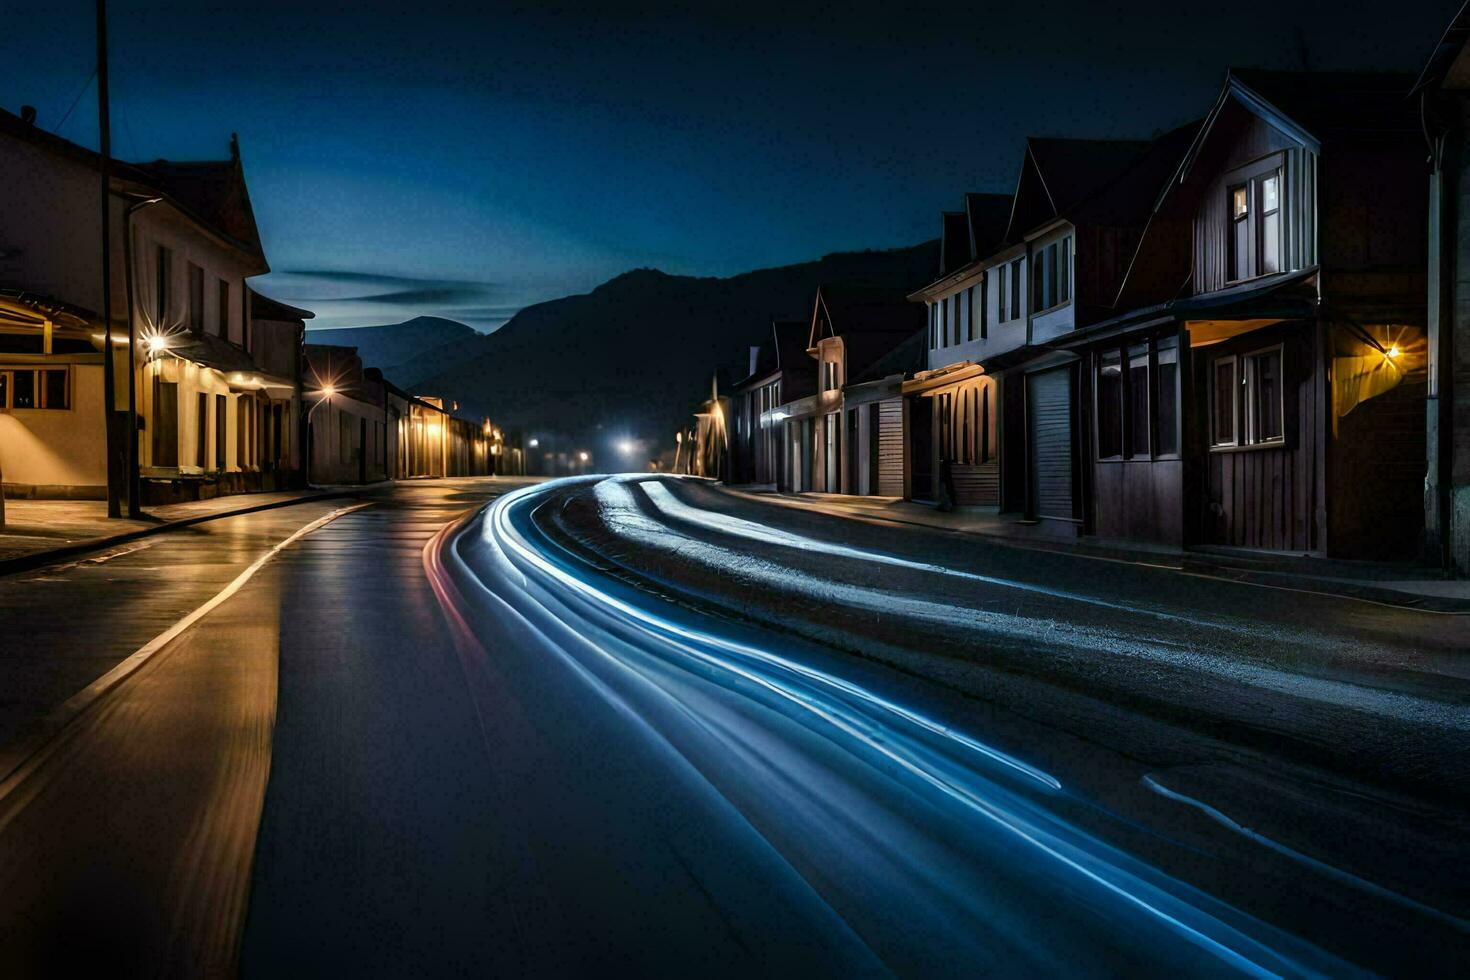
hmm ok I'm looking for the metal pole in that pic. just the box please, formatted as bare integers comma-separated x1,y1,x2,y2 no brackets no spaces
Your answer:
97,0,120,517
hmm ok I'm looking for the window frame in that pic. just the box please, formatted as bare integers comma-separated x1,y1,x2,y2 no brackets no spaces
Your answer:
1241,344,1286,448
1095,348,1124,461
0,366,70,411
188,263,205,334
1209,345,1287,452
1210,354,1239,448
1222,154,1285,285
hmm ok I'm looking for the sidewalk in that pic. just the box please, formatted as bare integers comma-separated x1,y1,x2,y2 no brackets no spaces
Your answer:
0,490,343,572
722,486,1470,613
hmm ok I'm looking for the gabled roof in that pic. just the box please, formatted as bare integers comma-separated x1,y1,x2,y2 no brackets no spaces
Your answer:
0,107,267,268
135,145,265,259
771,318,809,373
848,327,925,385
965,192,1013,257
1226,69,1417,142
939,211,971,276
1071,119,1203,228
809,284,927,381
1005,137,1151,241
733,336,779,390
809,284,925,349
1167,69,1417,196
249,288,315,322
1415,1,1470,93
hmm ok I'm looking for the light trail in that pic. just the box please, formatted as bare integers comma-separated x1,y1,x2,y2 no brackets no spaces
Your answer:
594,479,1466,733
433,477,1365,978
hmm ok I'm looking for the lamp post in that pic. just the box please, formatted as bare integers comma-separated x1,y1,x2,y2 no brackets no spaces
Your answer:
121,194,161,517
96,0,121,518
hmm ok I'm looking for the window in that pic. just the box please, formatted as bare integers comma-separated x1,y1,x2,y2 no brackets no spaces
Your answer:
215,394,227,468
1260,175,1280,275
1211,347,1284,449
942,296,951,347
1226,164,1283,282
1245,347,1283,444
0,368,69,410
154,378,179,467
1126,344,1149,458
967,286,978,342
196,392,209,467
218,279,231,339
823,360,840,392
189,263,205,333
976,276,987,339
958,289,969,343
1032,239,1071,313
1010,260,1022,320
1096,349,1122,459
1229,185,1250,282
1211,356,1238,447
1059,237,1071,304
155,245,171,325
1155,342,1178,456
929,302,937,349
984,384,994,462
997,267,1008,323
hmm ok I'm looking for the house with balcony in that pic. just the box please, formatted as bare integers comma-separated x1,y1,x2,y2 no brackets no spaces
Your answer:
1059,70,1427,558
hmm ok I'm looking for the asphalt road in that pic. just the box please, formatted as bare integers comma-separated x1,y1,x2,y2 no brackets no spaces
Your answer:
0,475,1464,977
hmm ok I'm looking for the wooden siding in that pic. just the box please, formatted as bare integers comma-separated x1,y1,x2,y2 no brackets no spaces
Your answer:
1191,110,1316,296
1093,460,1184,544
1199,323,1319,551
952,462,1000,506
877,398,905,497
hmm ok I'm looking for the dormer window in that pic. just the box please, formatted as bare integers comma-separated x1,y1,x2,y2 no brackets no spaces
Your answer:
1225,159,1283,283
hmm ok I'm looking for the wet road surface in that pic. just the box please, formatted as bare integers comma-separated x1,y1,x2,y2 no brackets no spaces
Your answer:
0,475,1465,976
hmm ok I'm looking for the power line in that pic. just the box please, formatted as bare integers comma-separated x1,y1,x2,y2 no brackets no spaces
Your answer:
53,66,98,136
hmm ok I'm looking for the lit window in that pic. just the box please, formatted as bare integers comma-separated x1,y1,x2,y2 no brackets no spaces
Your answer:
1260,175,1280,275
1229,186,1249,281
1210,347,1284,448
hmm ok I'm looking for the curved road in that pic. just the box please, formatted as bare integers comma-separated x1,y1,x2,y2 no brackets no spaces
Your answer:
0,476,1464,976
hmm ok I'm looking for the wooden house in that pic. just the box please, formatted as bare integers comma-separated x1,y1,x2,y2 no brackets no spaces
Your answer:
907,129,1196,528
1061,70,1427,558
784,285,923,495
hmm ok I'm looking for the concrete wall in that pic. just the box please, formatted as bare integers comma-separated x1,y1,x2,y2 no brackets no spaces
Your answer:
0,361,106,491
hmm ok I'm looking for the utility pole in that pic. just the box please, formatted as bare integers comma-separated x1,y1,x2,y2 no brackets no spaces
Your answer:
97,0,121,517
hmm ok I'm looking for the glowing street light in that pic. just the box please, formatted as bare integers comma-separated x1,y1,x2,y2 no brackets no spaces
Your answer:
529,438,539,448
319,383,337,398
618,440,634,456
578,451,590,463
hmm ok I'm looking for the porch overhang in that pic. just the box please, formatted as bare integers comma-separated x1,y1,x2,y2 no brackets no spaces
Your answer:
1059,267,1320,349
901,361,985,396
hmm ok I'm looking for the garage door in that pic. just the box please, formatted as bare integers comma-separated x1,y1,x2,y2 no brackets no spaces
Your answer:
1027,367,1074,520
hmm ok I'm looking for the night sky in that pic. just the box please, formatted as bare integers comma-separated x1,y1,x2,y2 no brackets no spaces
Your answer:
3,1,1458,330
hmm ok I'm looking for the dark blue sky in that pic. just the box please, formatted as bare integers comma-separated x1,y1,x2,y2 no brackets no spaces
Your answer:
3,1,1458,329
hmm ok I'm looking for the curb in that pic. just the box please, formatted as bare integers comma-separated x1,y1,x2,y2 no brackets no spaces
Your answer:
0,490,357,579
715,486,1470,615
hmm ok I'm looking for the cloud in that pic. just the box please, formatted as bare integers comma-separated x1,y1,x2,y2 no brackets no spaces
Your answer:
254,268,555,332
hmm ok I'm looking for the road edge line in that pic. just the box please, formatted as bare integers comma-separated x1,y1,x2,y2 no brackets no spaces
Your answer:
0,490,357,580
0,502,374,800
